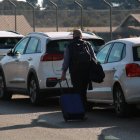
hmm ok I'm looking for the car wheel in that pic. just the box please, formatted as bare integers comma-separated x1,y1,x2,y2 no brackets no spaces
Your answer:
28,76,41,105
113,85,129,117
0,74,12,100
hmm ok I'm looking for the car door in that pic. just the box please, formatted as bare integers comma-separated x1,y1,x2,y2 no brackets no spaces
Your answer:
3,37,30,88
87,42,125,103
15,37,41,88
87,43,113,102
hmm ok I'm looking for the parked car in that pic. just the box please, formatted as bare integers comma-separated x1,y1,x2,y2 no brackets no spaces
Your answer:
87,37,140,117
0,31,104,105
0,31,24,60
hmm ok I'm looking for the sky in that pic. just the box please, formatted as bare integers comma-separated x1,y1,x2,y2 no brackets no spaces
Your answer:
20,0,43,6
37,0,43,6
0,0,43,7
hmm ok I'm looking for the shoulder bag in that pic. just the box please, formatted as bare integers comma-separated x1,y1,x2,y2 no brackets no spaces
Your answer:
89,58,105,83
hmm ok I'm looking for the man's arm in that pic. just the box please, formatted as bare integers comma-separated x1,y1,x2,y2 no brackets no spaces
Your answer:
61,46,70,80
87,42,97,59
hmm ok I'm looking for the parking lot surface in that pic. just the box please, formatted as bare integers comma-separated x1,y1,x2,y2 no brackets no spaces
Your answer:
0,95,140,140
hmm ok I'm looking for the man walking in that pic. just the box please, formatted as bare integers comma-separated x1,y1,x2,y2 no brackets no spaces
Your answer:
61,29,96,111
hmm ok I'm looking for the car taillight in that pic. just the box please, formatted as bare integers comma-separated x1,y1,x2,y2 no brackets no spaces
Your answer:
41,54,63,61
125,63,140,77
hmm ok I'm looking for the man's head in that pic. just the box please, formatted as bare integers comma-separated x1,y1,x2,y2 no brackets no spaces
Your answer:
73,29,82,39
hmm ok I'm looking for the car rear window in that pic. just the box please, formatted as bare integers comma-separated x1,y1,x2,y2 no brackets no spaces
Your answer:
133,46,140,61
0,37,22,49
47,39,104,54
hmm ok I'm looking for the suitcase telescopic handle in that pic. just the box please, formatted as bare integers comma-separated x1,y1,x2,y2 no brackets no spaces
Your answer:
57,79,69,88
57,79,69,94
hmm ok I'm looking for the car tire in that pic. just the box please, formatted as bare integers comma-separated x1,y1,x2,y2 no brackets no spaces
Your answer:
0,73,12,100
28,76,41,105
113,84,129,117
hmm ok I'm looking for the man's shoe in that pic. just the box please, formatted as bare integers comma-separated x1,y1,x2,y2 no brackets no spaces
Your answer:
82,116,88,121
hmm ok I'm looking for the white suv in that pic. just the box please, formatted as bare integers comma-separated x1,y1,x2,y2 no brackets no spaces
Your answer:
0,32,104,105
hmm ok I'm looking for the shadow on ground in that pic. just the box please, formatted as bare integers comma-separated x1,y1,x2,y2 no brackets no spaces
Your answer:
0,95,140,140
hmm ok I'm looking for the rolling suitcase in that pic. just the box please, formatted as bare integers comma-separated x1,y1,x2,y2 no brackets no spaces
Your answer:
58,79,85,122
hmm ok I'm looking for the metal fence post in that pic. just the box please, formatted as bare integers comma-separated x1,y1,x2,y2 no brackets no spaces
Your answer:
74,1,83,31
103,0,112,40
9,0,17,32
49,0,58,32
26,1,35,32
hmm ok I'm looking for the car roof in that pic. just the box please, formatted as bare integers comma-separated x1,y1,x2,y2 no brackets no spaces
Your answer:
0,31,24,38
110,37,140,45
28,31,104,40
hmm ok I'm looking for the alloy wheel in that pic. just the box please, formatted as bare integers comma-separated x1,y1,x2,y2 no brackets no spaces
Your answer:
114,85,127,117
0,76,4,98
29,78,37,104
114,88,123,114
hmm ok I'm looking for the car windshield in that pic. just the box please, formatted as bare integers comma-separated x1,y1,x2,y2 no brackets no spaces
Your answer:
0,37,22,49
47,39,105,54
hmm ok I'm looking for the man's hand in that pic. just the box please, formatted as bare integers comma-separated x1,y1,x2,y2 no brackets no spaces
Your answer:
61,71,66,80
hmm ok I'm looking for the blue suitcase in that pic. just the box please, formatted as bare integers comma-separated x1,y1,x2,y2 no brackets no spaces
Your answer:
59,80,85,122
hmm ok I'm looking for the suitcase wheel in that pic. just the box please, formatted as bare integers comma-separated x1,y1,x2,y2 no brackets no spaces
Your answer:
64,118,68,122
63,115,68,122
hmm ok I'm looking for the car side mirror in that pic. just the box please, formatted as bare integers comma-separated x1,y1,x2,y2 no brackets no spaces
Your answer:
15,51,20,56
7,49,14,56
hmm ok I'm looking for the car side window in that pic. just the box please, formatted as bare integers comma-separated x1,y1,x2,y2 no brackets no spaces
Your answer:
14,37,29,54
96,43,112,64
36,40,41,53
25,37,40,54
0,37,22,49
108,42,125,63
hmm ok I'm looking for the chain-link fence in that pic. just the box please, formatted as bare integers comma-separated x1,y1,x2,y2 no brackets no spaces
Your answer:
0,2,140,41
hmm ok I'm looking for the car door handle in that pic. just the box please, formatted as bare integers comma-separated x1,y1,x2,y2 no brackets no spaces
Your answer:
28,57,32,61
112,67,116,71
15,59,19,62
56,69,62,72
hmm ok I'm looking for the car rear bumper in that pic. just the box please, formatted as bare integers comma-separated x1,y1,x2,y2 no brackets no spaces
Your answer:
39,87,73,97
122,78,140,103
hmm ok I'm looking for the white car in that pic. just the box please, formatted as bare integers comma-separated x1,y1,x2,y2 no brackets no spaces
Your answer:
0,31,24,60
0,31,104,105
87,37,140,117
